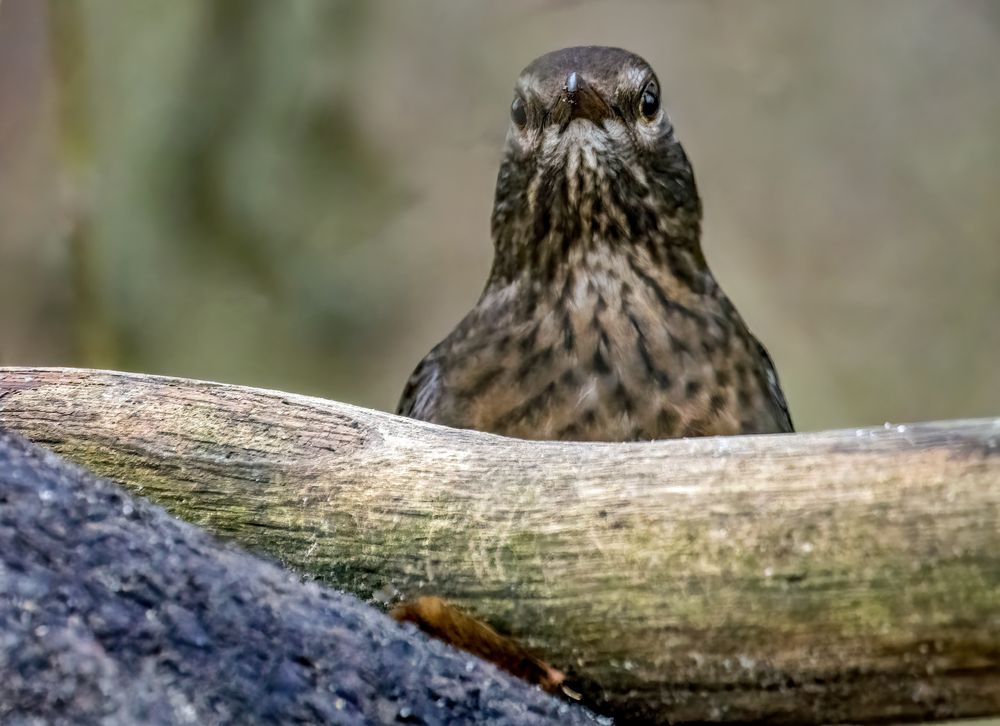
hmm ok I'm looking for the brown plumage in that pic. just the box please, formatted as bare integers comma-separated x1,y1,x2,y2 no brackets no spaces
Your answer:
399,46,792,441
393,46,793,698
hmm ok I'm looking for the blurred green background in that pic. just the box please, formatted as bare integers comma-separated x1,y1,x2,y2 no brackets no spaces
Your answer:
1,0,998,432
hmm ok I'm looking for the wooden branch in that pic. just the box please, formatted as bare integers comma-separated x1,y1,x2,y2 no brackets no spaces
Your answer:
2,367,999,724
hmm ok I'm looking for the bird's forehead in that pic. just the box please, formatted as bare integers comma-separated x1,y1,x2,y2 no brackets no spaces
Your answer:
516,46,652,99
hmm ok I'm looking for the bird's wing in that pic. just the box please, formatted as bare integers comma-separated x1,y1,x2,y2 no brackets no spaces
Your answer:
396,353,443,420
753,338,794,433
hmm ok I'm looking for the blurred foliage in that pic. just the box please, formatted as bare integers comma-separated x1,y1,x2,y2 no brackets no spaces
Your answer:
0,0,998,429
48,0,402,390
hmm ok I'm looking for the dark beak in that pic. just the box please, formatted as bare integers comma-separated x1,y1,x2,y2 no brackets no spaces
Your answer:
552,71,611,127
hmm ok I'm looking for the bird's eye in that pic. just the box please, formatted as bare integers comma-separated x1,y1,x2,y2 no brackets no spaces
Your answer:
510,96,528,128
639,81,660,120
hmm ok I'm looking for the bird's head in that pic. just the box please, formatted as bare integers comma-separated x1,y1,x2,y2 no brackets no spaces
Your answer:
490,47,703,284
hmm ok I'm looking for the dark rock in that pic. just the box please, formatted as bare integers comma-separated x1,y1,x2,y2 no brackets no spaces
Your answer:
0,429,590,725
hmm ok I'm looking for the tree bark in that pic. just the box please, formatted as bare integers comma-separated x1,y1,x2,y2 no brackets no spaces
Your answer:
1,367,999,724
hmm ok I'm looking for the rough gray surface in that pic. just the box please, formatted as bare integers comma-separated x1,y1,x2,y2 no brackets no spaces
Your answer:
0,429,591,725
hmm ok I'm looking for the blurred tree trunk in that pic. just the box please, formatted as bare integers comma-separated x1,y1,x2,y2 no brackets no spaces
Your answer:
39,0,398,388
48,0,118,366
0,0,73,365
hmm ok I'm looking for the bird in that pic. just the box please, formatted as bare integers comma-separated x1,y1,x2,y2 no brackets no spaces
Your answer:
398,46,792,442
392,45,793,699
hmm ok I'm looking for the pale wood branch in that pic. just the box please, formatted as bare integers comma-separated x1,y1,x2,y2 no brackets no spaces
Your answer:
1,367,999,724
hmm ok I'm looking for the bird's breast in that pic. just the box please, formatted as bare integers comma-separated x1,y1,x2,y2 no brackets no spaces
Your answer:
433,249,779,441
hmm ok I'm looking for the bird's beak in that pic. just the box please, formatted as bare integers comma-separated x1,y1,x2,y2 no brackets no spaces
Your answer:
553,71,612,127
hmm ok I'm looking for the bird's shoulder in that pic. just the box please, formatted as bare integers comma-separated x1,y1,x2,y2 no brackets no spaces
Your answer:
396,350,444,420
396,287,521,421
751,337,794,433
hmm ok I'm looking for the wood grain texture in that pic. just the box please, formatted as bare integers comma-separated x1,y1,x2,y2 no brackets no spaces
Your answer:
1,367,999,724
